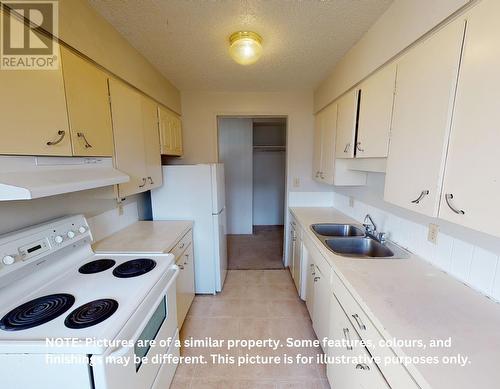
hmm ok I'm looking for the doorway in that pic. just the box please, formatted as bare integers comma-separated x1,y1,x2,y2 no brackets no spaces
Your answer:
218,117,287,270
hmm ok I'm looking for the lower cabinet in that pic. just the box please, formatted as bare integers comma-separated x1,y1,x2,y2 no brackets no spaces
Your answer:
172,231,195,329
289,219,302,294
328,293,389,389
311,264,329,351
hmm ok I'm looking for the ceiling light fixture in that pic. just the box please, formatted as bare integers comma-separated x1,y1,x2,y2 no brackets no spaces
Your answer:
228,31,263,65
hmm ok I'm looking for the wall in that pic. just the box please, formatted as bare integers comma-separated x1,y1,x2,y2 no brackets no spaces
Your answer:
218,118,253,234
176,91,330,200
0,188,149,236
58,0,180,113
332,174,500,302
314,0,471,112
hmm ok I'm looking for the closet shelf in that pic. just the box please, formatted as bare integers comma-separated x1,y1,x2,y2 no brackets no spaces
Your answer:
253,145,286,152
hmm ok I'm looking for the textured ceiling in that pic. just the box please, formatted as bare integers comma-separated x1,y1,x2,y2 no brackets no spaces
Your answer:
89,0,393,92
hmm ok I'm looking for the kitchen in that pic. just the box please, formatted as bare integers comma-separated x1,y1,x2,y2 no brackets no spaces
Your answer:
0,0,500,388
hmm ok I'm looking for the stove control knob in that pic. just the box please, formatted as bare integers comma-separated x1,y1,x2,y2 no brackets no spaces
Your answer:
78,226,87,234
54,235,64,244
67,230,75,239
2,255,15,265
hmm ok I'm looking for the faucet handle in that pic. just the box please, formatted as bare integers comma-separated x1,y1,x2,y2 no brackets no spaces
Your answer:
377,232,387,244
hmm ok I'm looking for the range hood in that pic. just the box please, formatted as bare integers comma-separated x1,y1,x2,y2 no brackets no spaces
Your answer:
0,156,129,201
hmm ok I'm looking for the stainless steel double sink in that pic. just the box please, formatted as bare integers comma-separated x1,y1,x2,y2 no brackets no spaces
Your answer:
311,223,410,259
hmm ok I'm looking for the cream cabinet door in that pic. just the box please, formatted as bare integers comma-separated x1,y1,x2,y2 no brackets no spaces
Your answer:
108,79,148,198
327,294,389,389
176,243,195,328
384,19,465,217
159,106,183,156
141,97,163,190
335,90,358,159
312,265,329,351
320,103,338,184
356,64,396,158
312,111,324,181
61,47,114,156
0,45,71,156
439,0,500,237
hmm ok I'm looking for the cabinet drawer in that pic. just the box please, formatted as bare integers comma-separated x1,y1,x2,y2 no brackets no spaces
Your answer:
171,230,192,258
331,270,420,389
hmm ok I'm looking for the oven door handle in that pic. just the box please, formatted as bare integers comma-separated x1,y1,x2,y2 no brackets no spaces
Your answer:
107,264,180,358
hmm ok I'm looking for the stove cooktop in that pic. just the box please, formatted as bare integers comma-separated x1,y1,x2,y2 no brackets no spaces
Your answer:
0,253,173,352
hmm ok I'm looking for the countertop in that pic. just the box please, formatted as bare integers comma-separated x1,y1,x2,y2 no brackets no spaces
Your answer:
290,207,500,389
93,220,193,254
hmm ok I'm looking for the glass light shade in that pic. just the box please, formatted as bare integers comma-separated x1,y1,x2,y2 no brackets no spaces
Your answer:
229,31,263,65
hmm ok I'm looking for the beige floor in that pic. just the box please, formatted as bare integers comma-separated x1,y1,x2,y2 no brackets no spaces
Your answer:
228,226,285,270
170,270,329,389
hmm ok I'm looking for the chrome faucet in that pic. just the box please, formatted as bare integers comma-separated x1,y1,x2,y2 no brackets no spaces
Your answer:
363,214,377,235
363,214,387,244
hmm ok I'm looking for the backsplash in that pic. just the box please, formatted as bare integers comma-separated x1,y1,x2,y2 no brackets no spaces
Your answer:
332,192,500,303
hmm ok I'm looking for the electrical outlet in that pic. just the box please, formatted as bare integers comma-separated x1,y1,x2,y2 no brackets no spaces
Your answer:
427,223,439,244
349,196,355,208
293,177,300,188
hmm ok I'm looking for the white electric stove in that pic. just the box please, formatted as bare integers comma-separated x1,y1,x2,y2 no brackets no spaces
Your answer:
0,215,180,389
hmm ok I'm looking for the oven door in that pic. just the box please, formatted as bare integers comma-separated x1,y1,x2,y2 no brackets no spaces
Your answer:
92,265,179,389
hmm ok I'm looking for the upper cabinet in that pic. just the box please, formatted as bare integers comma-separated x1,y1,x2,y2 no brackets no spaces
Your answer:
158,106,183,156
313,103,337,184
109,80,162,198
0,46,71,156
60,47,114,156
335,90,358,159
356,64,396,158
384,19,466,217
439,0,500,237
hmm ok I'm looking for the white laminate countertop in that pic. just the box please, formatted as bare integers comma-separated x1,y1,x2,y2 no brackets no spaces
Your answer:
93,220,193,254
290,207,500,389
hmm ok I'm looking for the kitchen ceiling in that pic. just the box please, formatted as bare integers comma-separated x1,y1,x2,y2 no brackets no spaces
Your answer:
89,0,393,92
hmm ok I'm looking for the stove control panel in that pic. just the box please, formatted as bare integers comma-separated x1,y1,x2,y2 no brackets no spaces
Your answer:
0,215,92,274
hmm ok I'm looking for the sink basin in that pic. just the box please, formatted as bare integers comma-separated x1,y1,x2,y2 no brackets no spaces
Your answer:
325,237,409,259
311,223,365,237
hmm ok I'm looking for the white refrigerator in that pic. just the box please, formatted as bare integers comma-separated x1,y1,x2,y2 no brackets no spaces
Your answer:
151,164,227,294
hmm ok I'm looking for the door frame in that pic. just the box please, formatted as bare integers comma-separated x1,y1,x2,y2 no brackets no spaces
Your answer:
216,114,289,266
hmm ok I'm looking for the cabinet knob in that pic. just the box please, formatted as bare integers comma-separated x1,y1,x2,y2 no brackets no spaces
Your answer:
178,264,185,270
411,190,429,204
314,276,320,282
138,177,147,188
148,176,154,185
46,130,66,146
355,363,370,371
445,193,465,215
351,314,366,331
77,132,93,148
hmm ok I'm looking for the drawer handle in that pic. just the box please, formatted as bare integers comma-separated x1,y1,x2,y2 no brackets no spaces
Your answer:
46,130,66,146
411,190,429,204
315,171,320,178
138,177,147,188
352,314,366,331
77,132,93,148
179,243,185,249
343,328,353,350
314,276,320,282
445,193,465,215
356,142,364,152
147,176,154,185
344,143,350,153
356,363,370,371
178,264,185,270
